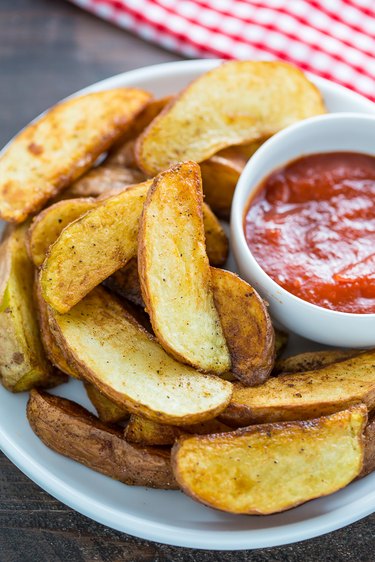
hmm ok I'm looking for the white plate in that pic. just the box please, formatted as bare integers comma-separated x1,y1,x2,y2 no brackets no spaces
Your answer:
1,60,375,551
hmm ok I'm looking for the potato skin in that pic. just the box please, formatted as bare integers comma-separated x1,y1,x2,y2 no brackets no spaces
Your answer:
27,389,178,489
211,268,275,386
273,350,361,376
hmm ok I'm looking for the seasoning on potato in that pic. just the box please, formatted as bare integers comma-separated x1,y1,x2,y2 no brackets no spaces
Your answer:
0,89,151,223
172,406,366,514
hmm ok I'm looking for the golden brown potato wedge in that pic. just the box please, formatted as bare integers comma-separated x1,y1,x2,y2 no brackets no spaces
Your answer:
60,165,146,200
27,389,177,489
136,61,325,176
84,381,129,424
27,198,97,267
172,406,366,514
41,179,227,313
220,351,375,426
106,96,173,167
200,140,264,219
273,350,361,376
0,225,65,391
0,89,151,223
138,161,230,374
34,276,78,378
360,414,375,478
49,287,232,425
274,328,288,359
41,181,151,312
125,414,232,446
211,268,274,386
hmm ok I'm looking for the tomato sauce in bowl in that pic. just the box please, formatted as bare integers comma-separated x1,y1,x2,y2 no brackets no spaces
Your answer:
244,152,375,314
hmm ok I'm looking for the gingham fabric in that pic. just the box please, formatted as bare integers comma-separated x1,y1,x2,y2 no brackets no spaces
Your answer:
71,0,375,102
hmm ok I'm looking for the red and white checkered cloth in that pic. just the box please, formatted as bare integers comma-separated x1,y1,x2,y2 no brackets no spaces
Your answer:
71,0,374,102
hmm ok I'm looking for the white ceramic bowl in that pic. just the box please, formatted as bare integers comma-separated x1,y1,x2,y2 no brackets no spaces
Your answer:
1,61,375,550
232,113,375,347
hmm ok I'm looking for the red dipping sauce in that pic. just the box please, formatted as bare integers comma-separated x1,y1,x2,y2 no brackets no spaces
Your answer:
244,152,375,314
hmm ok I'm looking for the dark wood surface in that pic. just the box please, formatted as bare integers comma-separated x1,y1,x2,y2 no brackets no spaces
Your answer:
0,0,374,560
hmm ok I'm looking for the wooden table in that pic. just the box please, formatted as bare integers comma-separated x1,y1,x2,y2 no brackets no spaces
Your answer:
0,1,374,560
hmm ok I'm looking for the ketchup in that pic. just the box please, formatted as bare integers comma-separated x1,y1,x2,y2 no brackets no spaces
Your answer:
244,152,375,314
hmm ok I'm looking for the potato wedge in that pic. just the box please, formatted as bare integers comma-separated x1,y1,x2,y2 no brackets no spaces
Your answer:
0,225,65,391
360,414,375,478
27,198,97,267
49,287,232,425
173,406,366,515
0,89,151,223
84,381,129,424
220,351,375,426
211,268,274,386
41,181,150,312
125,414,232,446
41,179,227,313
274,328,288,359
200,140,264,219
60,165,146,200
138,161,230,374
136,61,325,176
273,350,361,376
27,389,177,489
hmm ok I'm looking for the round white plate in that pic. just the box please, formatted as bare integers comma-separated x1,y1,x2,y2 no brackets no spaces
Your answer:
1,60,374,551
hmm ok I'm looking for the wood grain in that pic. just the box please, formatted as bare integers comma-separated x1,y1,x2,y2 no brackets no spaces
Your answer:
0,0,374,559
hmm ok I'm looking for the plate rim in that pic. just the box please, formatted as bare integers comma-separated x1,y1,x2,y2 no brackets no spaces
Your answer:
1,59,374,550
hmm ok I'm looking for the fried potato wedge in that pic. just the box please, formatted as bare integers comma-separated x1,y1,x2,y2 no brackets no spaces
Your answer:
125,414,231,446
49,287,232,425
34,276,78,378
212,268,274,386
61,165,146,200
173,406,366,514
27,389,177,489
136,61,325,176
200,140,264,219
41,178,226,313
360,414,375,478
0,89,151,223
0,225,65,391
274,328,288,359
273,350,361,376
27,198,97,267
84,381,129,424
138,161,230,374
41,181,151,312
220,351,375,426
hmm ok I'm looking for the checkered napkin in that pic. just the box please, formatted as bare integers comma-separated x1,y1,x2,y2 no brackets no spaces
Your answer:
71,0,374,102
